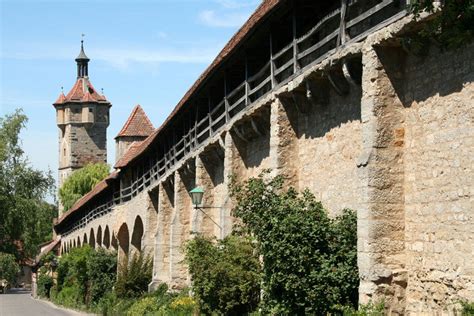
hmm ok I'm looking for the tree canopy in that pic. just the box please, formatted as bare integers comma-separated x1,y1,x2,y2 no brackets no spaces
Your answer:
0,109,56,259
59,163,109,211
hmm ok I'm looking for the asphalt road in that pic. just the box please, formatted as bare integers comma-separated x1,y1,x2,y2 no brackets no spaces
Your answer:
0,289,87,316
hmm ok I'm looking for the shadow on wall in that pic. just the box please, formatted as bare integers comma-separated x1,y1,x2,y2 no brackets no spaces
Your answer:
231,106,271,169
375,43,474,107
201,145,225,187
280,60,363,141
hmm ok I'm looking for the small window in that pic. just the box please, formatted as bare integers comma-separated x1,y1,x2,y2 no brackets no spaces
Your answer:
89,108,93,113
63,148,66,156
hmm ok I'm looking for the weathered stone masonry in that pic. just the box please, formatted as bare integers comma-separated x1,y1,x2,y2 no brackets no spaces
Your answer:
55,1,473,314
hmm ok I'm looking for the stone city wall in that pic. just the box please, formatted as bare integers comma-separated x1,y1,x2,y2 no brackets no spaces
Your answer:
60,17,473,314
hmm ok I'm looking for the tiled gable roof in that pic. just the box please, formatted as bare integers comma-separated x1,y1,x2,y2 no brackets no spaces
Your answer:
116,105,155,138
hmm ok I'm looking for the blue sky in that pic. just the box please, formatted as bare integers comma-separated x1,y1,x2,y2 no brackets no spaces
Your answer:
0,0,259,191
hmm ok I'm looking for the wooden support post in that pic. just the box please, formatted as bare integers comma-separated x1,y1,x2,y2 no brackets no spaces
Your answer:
194,104,198,147
224,72,230,122
270,33,275,88
338,0,348,47
245,55,250,105
208,96,212,136
292,8,299,73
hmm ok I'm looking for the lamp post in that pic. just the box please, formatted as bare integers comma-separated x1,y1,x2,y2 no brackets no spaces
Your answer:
189,187,223,236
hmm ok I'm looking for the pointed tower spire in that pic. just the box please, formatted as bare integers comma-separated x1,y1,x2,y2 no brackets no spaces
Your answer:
75,35,90,78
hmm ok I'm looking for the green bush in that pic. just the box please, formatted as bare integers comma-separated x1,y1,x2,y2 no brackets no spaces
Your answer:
54,245,116,308
54,285,83,308
87,248,117,304
115,252,152,298
127,296,160,316
185,234,261,314
461,301,474,316
229,171,359,314
37,274,54,298
126,285,196,316
0,252,19,284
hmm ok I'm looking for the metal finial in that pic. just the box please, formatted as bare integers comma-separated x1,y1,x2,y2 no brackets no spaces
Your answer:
81,33,85,45
101,88,104,95
61,86,64,93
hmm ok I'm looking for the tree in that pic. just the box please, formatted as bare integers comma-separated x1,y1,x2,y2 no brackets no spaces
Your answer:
0,252,20,284
0,109,55,259
59,163,109,211
185,234,261,314
229,171,358,314
408,0,474,50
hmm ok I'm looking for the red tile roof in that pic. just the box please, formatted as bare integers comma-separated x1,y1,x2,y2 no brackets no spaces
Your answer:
53,77,109,105
116,105,155,138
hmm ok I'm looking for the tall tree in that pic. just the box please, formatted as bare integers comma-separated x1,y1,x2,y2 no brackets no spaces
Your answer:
0,109,56,259
59,163,109,211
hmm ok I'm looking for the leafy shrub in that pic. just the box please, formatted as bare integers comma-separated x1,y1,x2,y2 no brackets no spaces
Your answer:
185,234,261,314
127,296,160,316
126,285,196,316
0,252,19,284
115,252,152,298
461,301,474,316
168,295,197,314
87,248,117,304
54,285,83,308
229,171,359,314
37,274,54,298
54,245,116,308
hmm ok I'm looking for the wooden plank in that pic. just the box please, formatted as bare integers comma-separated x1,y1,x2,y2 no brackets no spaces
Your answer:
297,28,338,60
274,59,294,77
249,76,271,95
346,0,394,29
297,8,340,43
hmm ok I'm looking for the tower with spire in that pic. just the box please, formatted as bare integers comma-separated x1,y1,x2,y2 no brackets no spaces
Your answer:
53,40,111,213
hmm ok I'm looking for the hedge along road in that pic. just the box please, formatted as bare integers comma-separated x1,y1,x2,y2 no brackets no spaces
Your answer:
0,288,90,316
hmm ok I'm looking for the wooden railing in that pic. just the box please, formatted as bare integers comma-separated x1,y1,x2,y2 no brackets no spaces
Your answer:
60,0,407,237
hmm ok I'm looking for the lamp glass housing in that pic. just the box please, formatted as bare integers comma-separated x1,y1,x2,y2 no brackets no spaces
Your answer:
190,187,204,206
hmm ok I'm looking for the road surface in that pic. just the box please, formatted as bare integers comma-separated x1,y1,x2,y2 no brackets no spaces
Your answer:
0,289,87,316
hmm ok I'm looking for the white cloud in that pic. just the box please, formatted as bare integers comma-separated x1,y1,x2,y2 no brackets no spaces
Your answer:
198,9,251,28
1,45,219,70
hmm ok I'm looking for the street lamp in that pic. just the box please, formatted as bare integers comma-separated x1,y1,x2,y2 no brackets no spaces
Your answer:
189,187,222,235
189,187,204,207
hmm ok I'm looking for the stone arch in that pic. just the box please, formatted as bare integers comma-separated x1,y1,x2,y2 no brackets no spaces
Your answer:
77,236,81,247
131,216,144,253
74,238,77,248
97,226,103,248
83,233,88,246
111,232,118,250
117,223,130,260
89,228,96,248
103,226,111,249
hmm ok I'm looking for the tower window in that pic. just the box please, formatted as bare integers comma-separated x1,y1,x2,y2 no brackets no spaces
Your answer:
64,148,66,156
89,108,93,113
